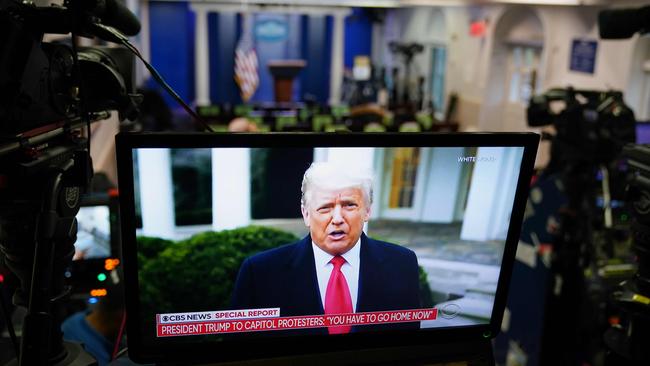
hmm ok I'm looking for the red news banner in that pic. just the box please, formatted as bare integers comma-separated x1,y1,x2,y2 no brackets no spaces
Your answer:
157,308,438,337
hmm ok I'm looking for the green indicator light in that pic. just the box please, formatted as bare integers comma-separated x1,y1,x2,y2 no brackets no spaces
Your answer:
97,273,107,282
621,214,628,221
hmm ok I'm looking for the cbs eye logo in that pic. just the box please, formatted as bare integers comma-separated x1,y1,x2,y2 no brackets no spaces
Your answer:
162,316,169,322
439,304,460,319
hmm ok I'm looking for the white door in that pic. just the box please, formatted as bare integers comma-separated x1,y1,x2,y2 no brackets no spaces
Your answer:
380,148,430,220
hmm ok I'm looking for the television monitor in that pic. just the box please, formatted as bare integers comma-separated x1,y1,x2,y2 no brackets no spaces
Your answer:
67,192,121,295
116,132,538,364
75,204,111,260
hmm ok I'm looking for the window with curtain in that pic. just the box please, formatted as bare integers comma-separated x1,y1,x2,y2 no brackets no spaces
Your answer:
170,149,213,226
388,148,421,209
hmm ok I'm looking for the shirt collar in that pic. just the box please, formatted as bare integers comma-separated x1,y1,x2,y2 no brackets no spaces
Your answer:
312,237,361,268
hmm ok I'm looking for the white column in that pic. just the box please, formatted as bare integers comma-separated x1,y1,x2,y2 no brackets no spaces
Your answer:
460,147,524,241
488,147,524,239
211,148,251,231
126,0,138,13
326,147,375,172
135,0,151,85
193,7,210,106
420,148,465,223
329,11,349,105
313,148,328,162
138,148,176,239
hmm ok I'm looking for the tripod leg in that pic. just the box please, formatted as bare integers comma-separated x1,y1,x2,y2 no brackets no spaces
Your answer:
20,159,75,365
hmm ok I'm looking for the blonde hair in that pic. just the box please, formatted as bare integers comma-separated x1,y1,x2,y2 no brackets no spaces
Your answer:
300,162,373,209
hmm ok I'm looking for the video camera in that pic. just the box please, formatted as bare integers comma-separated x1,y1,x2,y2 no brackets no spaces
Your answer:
591,4,650,364
527,87,636,168
605,145,650,364
524,12,643,357
0,0,140,364
0,0,140,134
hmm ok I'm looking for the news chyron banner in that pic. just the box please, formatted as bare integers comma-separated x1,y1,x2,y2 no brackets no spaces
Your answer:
156,308,438,337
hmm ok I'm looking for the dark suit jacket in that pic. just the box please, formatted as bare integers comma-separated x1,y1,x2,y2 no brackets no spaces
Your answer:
230,233,421,334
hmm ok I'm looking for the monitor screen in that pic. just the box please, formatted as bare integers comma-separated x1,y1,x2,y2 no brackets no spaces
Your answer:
67,194,121,297
116,133,537,364
74,205,111,261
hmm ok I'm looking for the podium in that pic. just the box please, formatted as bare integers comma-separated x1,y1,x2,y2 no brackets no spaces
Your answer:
268,60,306,103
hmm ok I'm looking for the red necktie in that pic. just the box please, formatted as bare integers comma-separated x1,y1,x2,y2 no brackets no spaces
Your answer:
324,255,353,334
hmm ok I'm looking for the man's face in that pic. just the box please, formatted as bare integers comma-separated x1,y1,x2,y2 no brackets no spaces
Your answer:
301,186,370,256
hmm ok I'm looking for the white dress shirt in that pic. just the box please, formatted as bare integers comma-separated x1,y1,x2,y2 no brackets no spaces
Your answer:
312,239,361,312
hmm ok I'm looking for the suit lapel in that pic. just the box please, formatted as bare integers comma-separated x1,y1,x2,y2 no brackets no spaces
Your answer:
356,233,386,314
286,235,324,315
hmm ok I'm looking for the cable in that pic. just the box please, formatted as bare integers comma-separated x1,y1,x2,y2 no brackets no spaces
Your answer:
113,347,129,359
92,23,214,132
132,46,214,132
111,311,127,361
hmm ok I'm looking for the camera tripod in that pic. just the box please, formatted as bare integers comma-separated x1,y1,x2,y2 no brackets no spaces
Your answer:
0,130,97,365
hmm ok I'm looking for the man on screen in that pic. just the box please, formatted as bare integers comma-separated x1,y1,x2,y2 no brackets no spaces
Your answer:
231,162,421,334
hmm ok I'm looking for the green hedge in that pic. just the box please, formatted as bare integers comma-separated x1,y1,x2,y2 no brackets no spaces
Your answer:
138,226,298,315
137,236,174,263
419,266,434,308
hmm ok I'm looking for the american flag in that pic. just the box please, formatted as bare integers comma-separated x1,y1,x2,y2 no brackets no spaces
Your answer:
234,15,258,102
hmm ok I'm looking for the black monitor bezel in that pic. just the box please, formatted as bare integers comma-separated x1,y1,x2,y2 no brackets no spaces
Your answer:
115,132,538,364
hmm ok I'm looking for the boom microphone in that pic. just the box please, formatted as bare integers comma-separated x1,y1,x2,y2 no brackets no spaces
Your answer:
100,0,141,36
599,6,650,39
